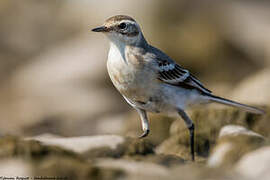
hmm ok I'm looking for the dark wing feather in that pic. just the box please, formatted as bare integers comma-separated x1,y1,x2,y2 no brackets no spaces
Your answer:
156,58,211,94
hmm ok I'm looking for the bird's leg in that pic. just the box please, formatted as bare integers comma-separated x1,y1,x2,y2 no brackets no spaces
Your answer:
122,96,150,138
135,108,150,138
178,109,195,161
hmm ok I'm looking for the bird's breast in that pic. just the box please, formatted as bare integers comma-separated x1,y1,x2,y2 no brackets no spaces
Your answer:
107,45,157,101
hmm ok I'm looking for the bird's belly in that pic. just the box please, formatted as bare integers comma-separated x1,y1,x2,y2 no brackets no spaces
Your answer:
107,59,155,102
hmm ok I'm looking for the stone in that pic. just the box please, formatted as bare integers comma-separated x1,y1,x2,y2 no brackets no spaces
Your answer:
207,125,265,167
0,135,77,159
94,158,169,179
27,134,125,154
0,135,125,179
34,155,124,180
127,154,185,167
26,134,155,159
235,146,270,180
84,137,154,159
0,159,32,177
158,106,267,161
218,125,264,139
157,107,252,160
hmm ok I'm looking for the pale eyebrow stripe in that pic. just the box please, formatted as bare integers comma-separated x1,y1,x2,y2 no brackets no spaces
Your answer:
119,20,137,25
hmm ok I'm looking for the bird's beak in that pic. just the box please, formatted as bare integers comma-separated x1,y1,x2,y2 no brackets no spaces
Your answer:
91,26,107,32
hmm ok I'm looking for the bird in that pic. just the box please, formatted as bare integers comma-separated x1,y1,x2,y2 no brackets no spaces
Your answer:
92,15,265,161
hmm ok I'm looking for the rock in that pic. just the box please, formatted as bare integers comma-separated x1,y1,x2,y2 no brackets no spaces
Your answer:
0,135,77,159
252,109,270,139
0,159,33,177
158,105,268,161
157,107,257,160
155,133,193,161
127,154,185,167
207,125,265,167
94,157,239,180
235,146,270,180
0,135,125,179
27,134,125,154
84,137,154,159
27,134,154,159
94,158,169,179
219,125,264,139
34,155,124,180
207,142,233,168
171,163,243,180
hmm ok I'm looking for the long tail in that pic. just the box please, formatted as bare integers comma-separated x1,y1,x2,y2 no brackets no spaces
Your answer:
207,94,265,114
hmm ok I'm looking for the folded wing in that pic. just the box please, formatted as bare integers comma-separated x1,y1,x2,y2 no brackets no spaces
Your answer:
156,58,212,94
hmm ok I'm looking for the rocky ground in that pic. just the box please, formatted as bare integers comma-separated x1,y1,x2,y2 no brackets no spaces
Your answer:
0,106,269,180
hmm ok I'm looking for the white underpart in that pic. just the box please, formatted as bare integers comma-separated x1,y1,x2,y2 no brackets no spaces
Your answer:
108,40,126,63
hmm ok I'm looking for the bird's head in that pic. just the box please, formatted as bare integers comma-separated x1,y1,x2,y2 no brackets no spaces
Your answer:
92,15,145,46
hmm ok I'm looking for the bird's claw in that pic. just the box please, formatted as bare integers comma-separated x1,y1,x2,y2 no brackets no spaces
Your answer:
138,129,149,139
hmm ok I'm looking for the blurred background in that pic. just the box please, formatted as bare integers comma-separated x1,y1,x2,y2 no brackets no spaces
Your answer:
0,0,269,137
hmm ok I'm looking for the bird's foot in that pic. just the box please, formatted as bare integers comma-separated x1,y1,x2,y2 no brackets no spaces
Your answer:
138,129,149,139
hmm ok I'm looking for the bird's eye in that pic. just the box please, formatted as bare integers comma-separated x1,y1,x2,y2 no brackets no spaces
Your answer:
118,23,127,29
